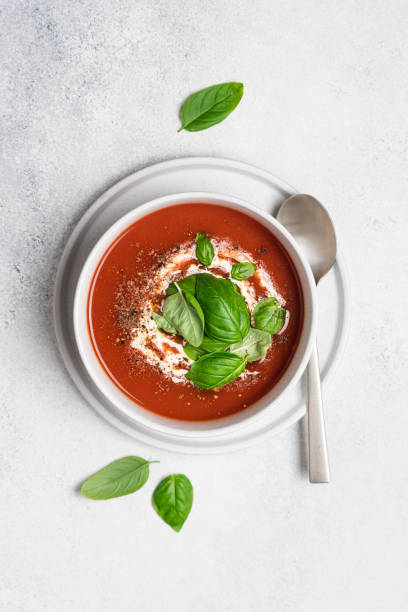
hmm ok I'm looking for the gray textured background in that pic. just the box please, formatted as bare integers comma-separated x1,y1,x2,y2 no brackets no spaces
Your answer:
1,1,407,611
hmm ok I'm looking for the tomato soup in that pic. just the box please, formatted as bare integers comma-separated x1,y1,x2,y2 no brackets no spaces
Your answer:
88,203,303,421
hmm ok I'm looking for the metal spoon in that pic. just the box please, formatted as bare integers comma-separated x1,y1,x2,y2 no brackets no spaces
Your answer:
277,194,337,483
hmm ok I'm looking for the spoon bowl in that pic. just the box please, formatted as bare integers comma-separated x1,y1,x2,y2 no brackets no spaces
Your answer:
277,194,337,282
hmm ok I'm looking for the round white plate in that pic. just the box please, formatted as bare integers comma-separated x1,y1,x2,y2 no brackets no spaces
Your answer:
54,157,349,454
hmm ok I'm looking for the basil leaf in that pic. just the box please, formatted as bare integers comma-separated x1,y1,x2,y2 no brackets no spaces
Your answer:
166,274,197,296
229,328,271,362
151,312,177,334
163,282,204,347
184,343,206,361
178,82,244,132
196,274,250,343
200,336,230,353
186,351,247,389
152,474,193,532
195,232,214,266
184,292,204,326
80,456,158,500
231,261,256,281
253,297,286,335
184,336,229,361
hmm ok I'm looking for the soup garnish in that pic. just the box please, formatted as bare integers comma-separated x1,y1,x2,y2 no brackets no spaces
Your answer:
151,233,285,389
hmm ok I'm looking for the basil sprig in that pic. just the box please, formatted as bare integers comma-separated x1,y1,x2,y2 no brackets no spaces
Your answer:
178,82,244,132
186,352,247,389
252,297,286,335
80,456,159,500
231,261,255,281
183,343,206,361
152,474,193,532
185,292,205,326
184,335,230,361
152,312,177,334
166,274,197,296
229,328,271,362
195,232,214,266
162,282,204,347
196,274,250,344
151,235,288,390
200,335,230,353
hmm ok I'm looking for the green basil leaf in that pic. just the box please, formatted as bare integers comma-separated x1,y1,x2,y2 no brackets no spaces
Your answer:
152,474,193,532
229,328,271,362
184,343,206,361
184,292,204,326
200,336,230,353
178,82,244,132
253,297,286,335
231,261,256,281
163,282,204,347
184,335,229,361
195,232,214,266
166,274,197,296
80,456,158,500
151,312,177,334
186,351,247,389
196,274,250,343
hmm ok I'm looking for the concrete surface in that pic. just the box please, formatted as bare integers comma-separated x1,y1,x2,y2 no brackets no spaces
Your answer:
1,1,407,611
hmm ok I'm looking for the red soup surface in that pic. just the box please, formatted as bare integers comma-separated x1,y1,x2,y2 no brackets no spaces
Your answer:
88,203,303,421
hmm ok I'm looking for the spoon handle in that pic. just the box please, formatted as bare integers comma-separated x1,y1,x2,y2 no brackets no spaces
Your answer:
307,343,330,483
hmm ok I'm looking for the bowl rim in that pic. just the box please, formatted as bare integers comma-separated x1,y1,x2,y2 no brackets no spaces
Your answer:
73,191,317,438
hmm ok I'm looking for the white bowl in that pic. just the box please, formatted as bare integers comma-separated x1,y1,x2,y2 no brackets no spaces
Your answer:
74,192,317,439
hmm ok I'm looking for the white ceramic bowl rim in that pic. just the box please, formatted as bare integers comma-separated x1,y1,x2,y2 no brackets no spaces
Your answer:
73,192,317,439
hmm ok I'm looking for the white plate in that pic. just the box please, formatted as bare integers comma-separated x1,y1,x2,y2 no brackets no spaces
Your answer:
54,157,349,454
